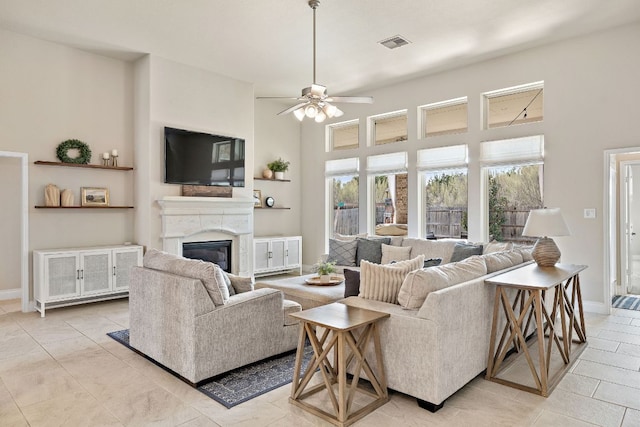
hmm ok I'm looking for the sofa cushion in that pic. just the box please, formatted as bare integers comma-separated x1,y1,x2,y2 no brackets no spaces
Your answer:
359,255,425,304
356,237,391,265
398,256,488,309
143,248,229,306
401,238,458,264
343,269,361,298
450,242,484,262
327,239,358,266
283,299,302,326
482,250,524,273
381,243,412,264
483,240,514,254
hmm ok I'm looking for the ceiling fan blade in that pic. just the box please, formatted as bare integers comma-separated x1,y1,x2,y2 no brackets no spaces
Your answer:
326,96,374,104
277,102,309,116
257,96,303,100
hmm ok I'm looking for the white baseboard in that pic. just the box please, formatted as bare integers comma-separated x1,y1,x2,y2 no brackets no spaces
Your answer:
0,288,21,301
583,300,610,314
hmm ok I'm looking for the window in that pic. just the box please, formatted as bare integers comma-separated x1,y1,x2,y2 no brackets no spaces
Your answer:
366,152,408,234
483,82,543,129
481,136,544,242
419,97,468,138
326,158,359,237
327,120,359,151
369,110,408,146
417,145,469,238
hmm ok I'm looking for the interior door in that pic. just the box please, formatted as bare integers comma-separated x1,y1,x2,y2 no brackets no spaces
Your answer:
622,163,640,295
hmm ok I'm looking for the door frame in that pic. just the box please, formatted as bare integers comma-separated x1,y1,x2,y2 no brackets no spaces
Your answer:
0,151,30,312
619,160,640,296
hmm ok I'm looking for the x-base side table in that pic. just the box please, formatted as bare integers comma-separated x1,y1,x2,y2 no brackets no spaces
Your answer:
289,302,390,427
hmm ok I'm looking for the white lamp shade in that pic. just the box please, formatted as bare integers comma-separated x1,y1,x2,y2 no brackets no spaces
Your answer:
522,208,570,237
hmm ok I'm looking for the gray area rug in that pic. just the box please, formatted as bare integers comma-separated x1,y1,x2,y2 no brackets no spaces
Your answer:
612,295,640,311
107,329,314,408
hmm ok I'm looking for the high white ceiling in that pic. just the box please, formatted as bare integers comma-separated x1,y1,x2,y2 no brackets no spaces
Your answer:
1,0,640,99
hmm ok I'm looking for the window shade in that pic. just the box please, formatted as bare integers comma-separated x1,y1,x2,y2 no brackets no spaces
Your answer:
417,144,468,171
480,135,544,165
366,152,407,174
325,157,359,176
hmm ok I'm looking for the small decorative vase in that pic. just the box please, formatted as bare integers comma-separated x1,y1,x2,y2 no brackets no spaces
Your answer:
60,189,74,207
274,171,285,180
320,274,331,283
262,168,273,179
44,184,60,207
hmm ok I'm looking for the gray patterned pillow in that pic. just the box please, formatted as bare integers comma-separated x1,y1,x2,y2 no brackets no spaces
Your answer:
327,239,358,266
356,237,391,265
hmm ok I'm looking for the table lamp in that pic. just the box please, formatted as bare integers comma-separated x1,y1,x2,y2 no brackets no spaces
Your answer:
522,208,570,267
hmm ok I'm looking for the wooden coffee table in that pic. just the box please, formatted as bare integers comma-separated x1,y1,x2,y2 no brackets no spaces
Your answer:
485,263,587,397
289,302,390,427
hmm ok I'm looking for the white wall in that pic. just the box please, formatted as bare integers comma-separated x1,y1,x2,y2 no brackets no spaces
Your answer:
134,55,255,250
253,100,302,238
0,29,135,299
301,23,640,308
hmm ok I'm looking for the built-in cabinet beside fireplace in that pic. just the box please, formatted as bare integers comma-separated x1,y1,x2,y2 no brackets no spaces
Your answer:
253,236,302,276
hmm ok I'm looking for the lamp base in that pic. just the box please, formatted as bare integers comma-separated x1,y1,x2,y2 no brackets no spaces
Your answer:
532,237,561,267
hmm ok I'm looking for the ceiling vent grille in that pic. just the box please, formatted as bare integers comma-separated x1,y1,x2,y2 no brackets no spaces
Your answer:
379,35,411,50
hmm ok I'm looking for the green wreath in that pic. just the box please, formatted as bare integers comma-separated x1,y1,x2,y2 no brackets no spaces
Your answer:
56,139,92,164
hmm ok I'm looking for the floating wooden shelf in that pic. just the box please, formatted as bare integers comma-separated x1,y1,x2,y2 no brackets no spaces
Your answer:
35,206,134,209
35,161,133,171
254,207,291,210
254,177,291,182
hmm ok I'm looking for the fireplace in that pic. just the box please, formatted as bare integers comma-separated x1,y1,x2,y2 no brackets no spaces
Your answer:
157,196,254,276
183,240,232,273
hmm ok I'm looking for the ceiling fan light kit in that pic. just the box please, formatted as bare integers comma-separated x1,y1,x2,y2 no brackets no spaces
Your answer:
258,0,373,123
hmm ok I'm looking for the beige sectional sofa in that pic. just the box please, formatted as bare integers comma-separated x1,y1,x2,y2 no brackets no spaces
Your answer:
129,249,301,384
320,236,532,411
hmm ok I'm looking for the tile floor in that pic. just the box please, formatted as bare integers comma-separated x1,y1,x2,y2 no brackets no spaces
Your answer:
1,298,640,426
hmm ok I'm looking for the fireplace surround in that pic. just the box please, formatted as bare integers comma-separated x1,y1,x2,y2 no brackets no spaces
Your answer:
157,196,254,276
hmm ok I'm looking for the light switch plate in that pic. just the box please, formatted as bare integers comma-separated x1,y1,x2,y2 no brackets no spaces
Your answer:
584,208,596,219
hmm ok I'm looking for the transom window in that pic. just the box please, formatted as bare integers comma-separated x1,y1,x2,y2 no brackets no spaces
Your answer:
483,82,543,129
327,120,359,151
419,97,468,138
369,111,408,146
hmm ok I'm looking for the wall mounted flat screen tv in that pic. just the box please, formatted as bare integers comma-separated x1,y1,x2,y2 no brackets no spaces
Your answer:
165,127,245,187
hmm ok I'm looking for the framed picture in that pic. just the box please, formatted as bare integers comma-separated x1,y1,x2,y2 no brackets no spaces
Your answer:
253,189,262,208
81,187,110,207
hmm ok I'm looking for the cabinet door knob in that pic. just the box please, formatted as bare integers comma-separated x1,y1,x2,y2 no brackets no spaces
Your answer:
113,266,116,276
77,269,80,280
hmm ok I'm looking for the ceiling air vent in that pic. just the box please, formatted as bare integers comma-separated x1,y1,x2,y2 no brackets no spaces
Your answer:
379,35,411,50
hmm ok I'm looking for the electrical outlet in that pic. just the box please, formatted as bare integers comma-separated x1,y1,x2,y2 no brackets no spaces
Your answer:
584,208,596,219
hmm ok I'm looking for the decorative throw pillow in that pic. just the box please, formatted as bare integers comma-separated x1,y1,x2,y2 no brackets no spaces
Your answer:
398,256,487,309
483,240,514,255
401,238,458,264
423,258,442,268
222,271,235,296
327,239,358,266
343,269,361,298
143,248,229,306
482,250,524,273
359,255,425,304
450,242,484,262
356,237,391,265
381,244,412,264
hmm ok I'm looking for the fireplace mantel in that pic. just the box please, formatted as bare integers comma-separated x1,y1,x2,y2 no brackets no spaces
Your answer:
157,196,254,276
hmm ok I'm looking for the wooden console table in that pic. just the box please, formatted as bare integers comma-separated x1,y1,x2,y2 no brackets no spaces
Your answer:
485,263,587,397
289,303,389,427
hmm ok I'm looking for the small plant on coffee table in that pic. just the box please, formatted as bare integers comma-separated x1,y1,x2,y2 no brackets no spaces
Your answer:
314,260,336,277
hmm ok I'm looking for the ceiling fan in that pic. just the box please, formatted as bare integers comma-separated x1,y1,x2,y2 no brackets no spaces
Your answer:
257,0,374,123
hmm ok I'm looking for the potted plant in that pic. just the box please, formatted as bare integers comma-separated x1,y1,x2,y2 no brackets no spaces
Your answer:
314,260,336,282
267,157,290,180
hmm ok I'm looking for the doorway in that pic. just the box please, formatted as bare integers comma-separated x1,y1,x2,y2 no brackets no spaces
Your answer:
0,151,29,312
621,161,640,295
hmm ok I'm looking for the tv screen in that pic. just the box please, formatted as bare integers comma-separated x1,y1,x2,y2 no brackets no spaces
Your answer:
164,127,245,187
